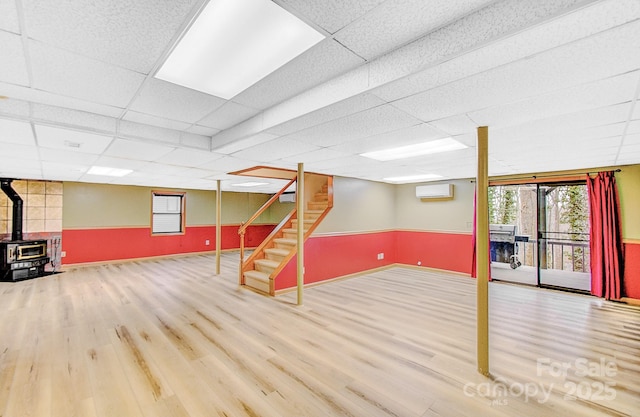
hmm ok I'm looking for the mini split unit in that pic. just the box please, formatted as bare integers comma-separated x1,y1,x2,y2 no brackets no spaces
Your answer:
415,184,454,200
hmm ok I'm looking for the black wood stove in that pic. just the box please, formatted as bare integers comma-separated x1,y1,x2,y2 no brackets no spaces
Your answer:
1,178,50,281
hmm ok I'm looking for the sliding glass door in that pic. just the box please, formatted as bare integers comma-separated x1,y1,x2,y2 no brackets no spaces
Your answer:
488,181,591,293
488,184,538,286
538,183,591,292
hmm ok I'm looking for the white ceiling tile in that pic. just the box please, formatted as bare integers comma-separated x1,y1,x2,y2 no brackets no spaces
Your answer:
137,162,189,176
280,148,349,164
104,138,175,161
29,40,146,108
206,156,257,173
0,98,30,118
292,104,422,146
633,100,640,119
0,118,35,145
39,148,99,165
392,20,640,123
626,119,640,135
122,110,192,132
198,101,260,130
231,137,320,161
0,157,41,171
469,72,639,129
92,155,149,171
490,103,632,141
0,1,20,33
214,132,278,155
280,0,385,34
41,160,88,180
0,142,39,160
155,148,223,167
266,93,387,136
118,120,181,144
0,81,125,118
331,123,449,155
335,0,495,60
129,78,226,124
179,132,211,150
372,0,640,103
22,0,200,73
0,31,29,86
35,124,113,154
232,39,364,110
32,103,117,134
187,125,220,137
173,167,219,179
428,115,479,137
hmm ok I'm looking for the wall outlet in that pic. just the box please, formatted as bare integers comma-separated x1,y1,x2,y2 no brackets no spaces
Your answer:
377,253,384,260
205,240,210,246
61,251,66,258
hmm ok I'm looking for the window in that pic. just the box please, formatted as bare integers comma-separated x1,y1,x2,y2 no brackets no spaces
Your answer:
152,192,185,234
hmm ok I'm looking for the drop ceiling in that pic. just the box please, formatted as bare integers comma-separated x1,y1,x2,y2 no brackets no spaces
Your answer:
0,0,639,193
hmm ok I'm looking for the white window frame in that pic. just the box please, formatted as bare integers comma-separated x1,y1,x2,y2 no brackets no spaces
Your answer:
151,191,185,235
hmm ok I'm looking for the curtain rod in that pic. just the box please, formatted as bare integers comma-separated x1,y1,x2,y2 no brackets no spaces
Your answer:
469,168,622,183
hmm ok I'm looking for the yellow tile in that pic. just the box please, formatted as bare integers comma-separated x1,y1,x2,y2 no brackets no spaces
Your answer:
45,181,63,195
45,219,63,232
27,206,46,220
28,194,46,207
25,219,45,233
28,181,46,194
12,180,28,195
45,194,63,207
0,207,9,221
0,220,8,234
45,206,63,220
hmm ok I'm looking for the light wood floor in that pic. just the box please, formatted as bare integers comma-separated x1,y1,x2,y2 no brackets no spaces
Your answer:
0,253,638,417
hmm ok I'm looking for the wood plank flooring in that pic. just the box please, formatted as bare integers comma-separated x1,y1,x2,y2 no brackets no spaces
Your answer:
0,253,638,416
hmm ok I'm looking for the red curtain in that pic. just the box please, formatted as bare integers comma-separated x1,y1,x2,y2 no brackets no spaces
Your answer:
586,171,624,300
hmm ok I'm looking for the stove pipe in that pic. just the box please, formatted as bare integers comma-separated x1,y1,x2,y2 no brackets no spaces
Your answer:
0,178,23,241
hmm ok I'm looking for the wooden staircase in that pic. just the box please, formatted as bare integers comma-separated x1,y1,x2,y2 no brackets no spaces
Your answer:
239,177,332,295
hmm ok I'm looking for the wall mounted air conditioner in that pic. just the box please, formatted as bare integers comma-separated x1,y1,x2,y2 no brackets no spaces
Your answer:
416,183,454,200
279,192,296,203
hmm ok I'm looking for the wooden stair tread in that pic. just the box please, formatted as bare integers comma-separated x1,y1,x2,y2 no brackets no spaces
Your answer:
244,270,270,282
274,238,297,245
264,248,290,256
254,259,280,269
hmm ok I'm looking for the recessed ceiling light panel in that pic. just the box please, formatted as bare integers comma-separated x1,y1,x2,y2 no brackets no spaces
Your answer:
361,138,467,161
155,0,325,99
231,181,269,187
87,166,133,177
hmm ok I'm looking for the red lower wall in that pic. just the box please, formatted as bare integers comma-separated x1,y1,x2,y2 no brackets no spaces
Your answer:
275,231,397,291
274,230,473,291
623,242,640,299
61,224,275,264
395,230,473,275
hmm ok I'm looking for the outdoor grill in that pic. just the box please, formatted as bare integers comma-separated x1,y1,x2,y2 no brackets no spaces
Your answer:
489,224,529,269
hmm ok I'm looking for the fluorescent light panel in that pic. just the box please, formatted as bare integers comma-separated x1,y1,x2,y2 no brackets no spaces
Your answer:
155,0,325,99
383,174,443,183
87,166,133,177
231,181,269,187
361,138,467,161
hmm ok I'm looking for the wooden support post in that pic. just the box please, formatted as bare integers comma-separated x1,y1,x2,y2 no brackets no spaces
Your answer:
297,163,304,306
216,180,221,275
477,126,490,376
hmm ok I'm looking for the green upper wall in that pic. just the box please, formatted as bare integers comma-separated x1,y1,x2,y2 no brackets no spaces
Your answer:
61,164,640,239
62,182,289,229
616,165,640,240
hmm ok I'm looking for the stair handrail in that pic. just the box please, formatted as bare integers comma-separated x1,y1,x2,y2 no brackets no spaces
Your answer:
238,176,297,284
